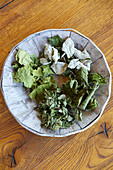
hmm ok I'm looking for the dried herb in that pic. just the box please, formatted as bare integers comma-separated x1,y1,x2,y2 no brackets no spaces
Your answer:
37,90,76,131
12,36,108,131
48,35,64,47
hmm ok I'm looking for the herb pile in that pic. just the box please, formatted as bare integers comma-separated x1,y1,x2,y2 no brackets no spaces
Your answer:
12,35,107,131
38,89,75,131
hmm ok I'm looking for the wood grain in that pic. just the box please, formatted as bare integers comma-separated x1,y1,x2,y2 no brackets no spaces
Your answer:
0,0,113,169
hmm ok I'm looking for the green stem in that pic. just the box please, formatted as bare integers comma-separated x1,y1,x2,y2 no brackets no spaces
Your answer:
79,82,99,110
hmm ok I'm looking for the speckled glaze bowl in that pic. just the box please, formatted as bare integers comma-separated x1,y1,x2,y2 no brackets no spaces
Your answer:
1,28,112,137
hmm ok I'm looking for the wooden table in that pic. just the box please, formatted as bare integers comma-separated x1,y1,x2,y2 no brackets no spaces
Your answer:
0,0,113,169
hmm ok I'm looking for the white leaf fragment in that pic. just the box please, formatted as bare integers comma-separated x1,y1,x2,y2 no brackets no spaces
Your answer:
51,62,67,75
62,38,75,58
73,46,91,70
62,38,91,70
68,59,79,69
43,37,91,71
82,59,91,71
74,48,91,60
44,44,60,64
68,59,90,70
40,58,51,65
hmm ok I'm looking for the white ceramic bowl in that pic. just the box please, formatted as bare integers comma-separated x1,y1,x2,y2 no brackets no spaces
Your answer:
1,28,112,137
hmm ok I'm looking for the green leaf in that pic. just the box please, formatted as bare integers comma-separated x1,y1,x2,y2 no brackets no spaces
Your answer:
62,69,72,77
75,89,86,107
57,88,61,93
62,121,73,128
76,110,82,121
48,35,64,47
67,115,73,122
41,76,55,84
70,80,75,88
40,52,44,58
79,82,99,110
51,109,56,116
77,67,88,85
29,83,57,100
15,49,33,66
30,54,40,65
79,58,91,61
42,65,54,76
63,100,67,107
12,62,21,69
62,79,78,97
62,80,74,97
32,67,43,77
12,65,35,88
58,94,66,100
89,73,107,85
86,97,98,110
69,79,78,92
52,123,62,131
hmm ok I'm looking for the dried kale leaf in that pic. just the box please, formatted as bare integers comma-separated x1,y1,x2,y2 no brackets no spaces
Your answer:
15,49,33,66
62,79,78,98
12,62,21,69
48,35,64,47
89,73,107,85
86,97,98,110
30,54,40,66
29,83,57,101
12,65,35,88
76,110,82,121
